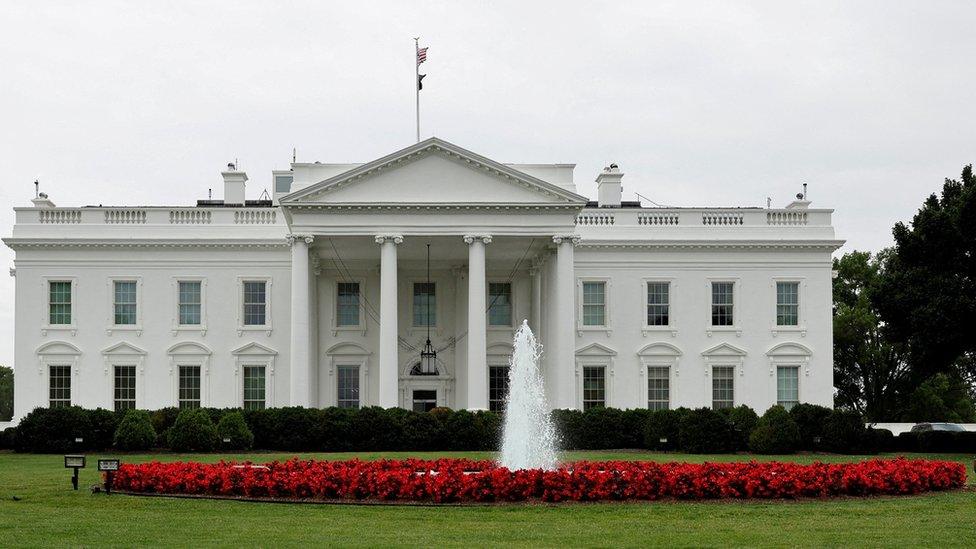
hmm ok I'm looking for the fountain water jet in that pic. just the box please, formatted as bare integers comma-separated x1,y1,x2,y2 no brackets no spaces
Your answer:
499,320,558,470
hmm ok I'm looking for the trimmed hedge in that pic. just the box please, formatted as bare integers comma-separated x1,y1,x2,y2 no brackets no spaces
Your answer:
749,406,801,454
168,408,219,452
8,404,974,454
113,410,157,451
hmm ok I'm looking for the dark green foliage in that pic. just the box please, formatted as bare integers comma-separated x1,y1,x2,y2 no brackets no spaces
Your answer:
167,408,219,452
0,365,13,421
863,428,895,453
88,408,120,450
15,407,93,453
271,407,326,450
150,407,180,445
901,373,976,423
0,426,17,450
550,409,585,449
643,408,687,450
216,411,254,450
749,406,801,454
401,410,445,450
823,409,867,453
678,408,732,453
726,405,759,451
578,407,625,449
789,403,833,450
619,409,653,449
113,410,157,451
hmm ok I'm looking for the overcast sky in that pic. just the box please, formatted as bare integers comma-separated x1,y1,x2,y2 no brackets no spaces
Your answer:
1,1,974,366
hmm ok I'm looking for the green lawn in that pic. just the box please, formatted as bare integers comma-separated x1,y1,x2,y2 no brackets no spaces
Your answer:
0,450,973,548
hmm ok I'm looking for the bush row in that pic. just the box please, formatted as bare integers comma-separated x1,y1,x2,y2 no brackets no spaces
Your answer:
4,404,974,454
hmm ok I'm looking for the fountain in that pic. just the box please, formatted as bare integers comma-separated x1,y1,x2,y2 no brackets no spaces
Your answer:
499,320,559,470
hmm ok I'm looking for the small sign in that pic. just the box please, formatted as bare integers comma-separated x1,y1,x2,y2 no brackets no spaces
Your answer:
222,437,231,443
74,437,84,443
659,438,668,444
64,455,86,469
97,459,121,472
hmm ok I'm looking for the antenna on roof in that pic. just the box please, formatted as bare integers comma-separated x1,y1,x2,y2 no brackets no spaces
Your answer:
259,188,271,201
292,148,297,164
34,180,39,199
635,192,673,208
208,188,212,200
766,197,772,208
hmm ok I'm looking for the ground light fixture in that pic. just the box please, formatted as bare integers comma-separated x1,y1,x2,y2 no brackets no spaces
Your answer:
97,459,122,494
64,455,86,490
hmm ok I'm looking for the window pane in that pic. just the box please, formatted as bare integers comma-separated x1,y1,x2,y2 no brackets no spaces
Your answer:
243,366,266,410
412,389,437,412
776,282,799,326
646,282,670,326
488,282,512,326
582,282,606,326
337,365,360,409
711,282,734,326
582,366,606,410
647,366,670,410
489,365,510,412
178,281,202,325
49,281,72,325
336,282,361,327
178,365,201,409
49,365,71,408
712,366,735,409
243,282,267,326
777,366,799,410
413,282,436,327
274,174,293,193
114,281,137,325
114,365,136,411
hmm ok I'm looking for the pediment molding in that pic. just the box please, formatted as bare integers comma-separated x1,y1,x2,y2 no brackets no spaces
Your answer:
575,342,618,356
325,342,372,356
231,342,279,356
101,341,148,356
766,341,813,357
701,342,748,357
167,341,213,356
637,342,683,357
36,340,82,355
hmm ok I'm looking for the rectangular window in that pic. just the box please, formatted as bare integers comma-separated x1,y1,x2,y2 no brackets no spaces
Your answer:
49,281,72,325
412,389,438,412
647,366,670,410
336,282,361,327
49,365,71,408
776,282,800,326
489,365,510,412
646,282,670,326
242,365,266,410
712,366,735,409
242,281,267,326
582,281,607,327
711,282,734,326
274,174,293,193
336,365,360,409
488,282,513,326
413,282,436,327
113,365,136,411
113,280,137,325
582,365,606,410
178,365,201,409
777,366,800,410
178,281,202,325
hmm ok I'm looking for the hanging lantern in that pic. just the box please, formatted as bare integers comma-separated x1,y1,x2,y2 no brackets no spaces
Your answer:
419,243,437,375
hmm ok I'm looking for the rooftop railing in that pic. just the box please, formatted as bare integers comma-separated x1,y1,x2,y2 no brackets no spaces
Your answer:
576,208,829,228
19,207,281,226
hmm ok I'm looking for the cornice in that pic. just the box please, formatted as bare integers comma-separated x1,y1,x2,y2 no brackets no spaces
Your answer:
283,203,584,212
577,239,845,251
2,238,290,250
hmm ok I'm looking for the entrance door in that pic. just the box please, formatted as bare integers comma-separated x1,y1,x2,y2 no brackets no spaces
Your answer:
412,389,438,412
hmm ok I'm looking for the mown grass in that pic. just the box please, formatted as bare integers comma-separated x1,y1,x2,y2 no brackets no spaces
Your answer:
0,450,973,548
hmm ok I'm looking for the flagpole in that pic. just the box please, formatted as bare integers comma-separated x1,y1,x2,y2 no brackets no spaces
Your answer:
414,37,420,142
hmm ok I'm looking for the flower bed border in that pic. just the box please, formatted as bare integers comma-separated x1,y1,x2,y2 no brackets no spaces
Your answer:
109,457,967,504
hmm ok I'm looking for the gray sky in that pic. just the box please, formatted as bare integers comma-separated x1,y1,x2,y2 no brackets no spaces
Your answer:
2,1,975,367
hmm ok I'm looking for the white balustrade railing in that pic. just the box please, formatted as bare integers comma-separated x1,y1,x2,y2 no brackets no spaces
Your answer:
169,209,212,224
38,209,81,224
104,209,147,224
234,209,277,224
576,208,829,229
576,212,615,226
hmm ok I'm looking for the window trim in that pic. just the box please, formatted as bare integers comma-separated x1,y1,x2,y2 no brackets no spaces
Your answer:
232,343,277,409
332,278,366,335
167,342,212,408
770,277,808,337
575,350,614,409
409,278,439,331
487,279,515,330
48,364,73,408
705,277,741,337
325,343,370,407
641,278,676,337
112,364,138,412
36,340,81,406
176,364,203,410
41,277,78,335
106,276,143,335
710,364,736,410
488,362,511,413
576,277,611,335
172,277,208,335
775,364,801,410
645,364,672,411
237,277,273,335
335,363,363,409
101,341,147,410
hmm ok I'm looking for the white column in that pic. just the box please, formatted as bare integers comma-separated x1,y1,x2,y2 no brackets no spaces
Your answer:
376,234,403,408
551,234,579,409
530,258,543,335
288,233,314,407
464,234,491,410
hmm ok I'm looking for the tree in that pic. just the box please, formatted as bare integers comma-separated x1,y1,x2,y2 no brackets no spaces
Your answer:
0,366,12,421
832,251,909,420
901,373,976,423
875,165,976,385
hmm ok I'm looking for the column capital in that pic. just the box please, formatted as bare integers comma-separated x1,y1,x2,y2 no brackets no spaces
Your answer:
552,234,581,246
374,234,404,245
462,234,492,245
286,233,314,245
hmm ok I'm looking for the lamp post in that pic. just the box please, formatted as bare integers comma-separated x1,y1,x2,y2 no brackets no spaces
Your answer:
64,455,86,490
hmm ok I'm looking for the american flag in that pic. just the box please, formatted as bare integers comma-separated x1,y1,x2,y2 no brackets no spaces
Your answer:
417,46,428,66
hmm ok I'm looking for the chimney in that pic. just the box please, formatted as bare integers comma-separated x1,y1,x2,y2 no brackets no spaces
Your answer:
596,164,623,208
222,162,247,206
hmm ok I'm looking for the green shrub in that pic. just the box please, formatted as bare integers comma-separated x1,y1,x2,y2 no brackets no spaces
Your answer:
15,407,93,453
822,409,866,453
216,411,254,450
863,427,895,453
167,408,219,452
351,407,406,451
150,407,180,446
242,408,278,449
89,408,121,450
726,405,759,451
678,408,732,453
0,426,17,450
619,409,653,449
579,407,625,449
550,409,584,450
113,410,157,451
401,410,444,450
271,407,325,450
319,407,356,451
748,406,801,454
789,403,833,450
643,408,687,451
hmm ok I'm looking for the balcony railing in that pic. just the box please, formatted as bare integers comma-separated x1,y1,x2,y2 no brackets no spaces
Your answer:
17,207,283,226
576,208,830,228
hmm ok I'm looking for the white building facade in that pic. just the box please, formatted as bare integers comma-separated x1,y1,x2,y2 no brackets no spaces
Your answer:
4,138,843,421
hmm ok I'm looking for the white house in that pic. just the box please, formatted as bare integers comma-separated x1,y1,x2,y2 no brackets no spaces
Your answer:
3,137,843,421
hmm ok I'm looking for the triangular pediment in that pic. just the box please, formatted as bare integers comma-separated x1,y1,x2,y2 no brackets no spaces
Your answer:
576,342,618,356
281,138,587,206
101,341,147,356
231,342,278,356
701,343,748,357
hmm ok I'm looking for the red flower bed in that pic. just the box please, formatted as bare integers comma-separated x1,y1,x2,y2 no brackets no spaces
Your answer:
111,457,966,503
